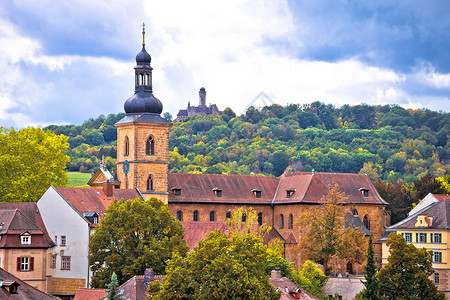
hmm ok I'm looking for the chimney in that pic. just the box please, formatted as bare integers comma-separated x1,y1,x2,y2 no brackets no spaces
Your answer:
271,268,281,279
103,180,113,197
144,268,154,287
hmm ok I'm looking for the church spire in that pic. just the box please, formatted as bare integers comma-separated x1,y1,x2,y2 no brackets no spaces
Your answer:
142,23,146,46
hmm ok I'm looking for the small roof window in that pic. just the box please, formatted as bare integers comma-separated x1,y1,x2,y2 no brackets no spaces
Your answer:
171,187,181,196
212,188,222,198
286,189,296,198
252,189,262,198
359,188,369,197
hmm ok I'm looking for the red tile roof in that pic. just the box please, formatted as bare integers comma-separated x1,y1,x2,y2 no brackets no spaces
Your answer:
54,187,140,223
73,288,107,300
168,173,279,204
0,267,58,299
285,232,298,244
181,221,229,250
168,172,386,206
0,203,54,248
433,194,450,201
269,276,320,300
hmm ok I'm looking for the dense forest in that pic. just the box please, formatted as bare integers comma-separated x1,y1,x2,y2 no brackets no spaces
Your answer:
45,101,449,185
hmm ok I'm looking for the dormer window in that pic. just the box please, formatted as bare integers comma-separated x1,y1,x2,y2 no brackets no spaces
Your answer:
21,233,31,245
83,212,99,225
213,188,222,198
360,188,369,197
171,187,181,196
286,189,296,198
252,189,262,198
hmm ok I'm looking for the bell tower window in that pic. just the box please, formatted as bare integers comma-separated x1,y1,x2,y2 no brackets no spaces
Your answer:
124,136,129,156
147,175,153,191
146,136,155,155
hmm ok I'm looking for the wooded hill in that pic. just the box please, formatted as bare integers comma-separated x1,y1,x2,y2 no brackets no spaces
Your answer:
44,102,449,185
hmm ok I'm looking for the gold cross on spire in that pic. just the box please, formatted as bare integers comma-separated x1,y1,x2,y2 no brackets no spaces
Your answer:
142,23,146,46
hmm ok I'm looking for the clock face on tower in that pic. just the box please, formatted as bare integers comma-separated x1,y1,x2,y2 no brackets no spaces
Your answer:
123,160,130,175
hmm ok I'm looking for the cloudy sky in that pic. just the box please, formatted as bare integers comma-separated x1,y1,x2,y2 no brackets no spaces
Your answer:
1,0,449,128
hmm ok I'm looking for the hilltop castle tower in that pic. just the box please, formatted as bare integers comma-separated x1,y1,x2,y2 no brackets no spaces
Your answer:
115,25,170,203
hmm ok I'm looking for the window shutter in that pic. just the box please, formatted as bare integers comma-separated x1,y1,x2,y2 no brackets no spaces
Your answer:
416,233,418,242
424,234,427,243
439,233,442,243
401,233,404,238
17,257,21,271
431,233,434,243
30,257,34,271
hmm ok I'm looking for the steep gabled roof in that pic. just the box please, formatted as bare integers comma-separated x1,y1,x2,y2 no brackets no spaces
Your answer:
345,214,372,236
54,187,140,222
181,221,229,250
0,203,54,248
168,173,279,204
0,267,58,299
273,172,386,205
87,167,116,186
433,194,450,201
389,199,450,230
73,288,107,300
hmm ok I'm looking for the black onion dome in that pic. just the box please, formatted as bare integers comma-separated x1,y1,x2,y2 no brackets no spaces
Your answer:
124,92,163,114
136,46,151,64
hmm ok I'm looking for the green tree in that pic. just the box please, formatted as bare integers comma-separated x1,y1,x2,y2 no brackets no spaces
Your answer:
378,233,445,300
148,231,280,300
163,112,173,122
358,236,381,300
297,184,366,273
105,272,124,300
291,260,328,299
0,127,69,202
89,197,188,288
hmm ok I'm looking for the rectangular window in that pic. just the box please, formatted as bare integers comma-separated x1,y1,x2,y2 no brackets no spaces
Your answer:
61,256,71,270
17,257,33,271
61,236,66,246
419,233,427,243
434,273,440,284
433,233,442,244
404,232,412,243
433,251,442,263
21,235,31,245
51,255,57,268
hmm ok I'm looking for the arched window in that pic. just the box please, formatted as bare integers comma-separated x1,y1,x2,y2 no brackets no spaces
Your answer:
147,175,153,191
176,211,183,221
289,214,293,229
363,215,370,230
124,136,129,156
210,211,215,222
193,211,199,221
242,213,247,222
146,136,155,155
280,214,284,229
258,213,263,226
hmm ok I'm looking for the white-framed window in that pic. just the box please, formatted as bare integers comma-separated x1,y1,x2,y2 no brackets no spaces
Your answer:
61,256,71,270
404,232,412,243
434,273,440,284
17,257,33,271
433,251,442,263
51,255,57,268
418,232,427,243
61,236,66,246
21,235,31,245
433,233,442,244
93,217,98,224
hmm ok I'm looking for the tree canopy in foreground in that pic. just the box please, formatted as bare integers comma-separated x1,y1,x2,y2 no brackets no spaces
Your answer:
0,127,69,202
378,233,445,300
88,197,188,288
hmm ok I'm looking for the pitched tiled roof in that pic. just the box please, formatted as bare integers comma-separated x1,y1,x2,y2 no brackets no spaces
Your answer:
269,277,320,300
433,194,450,201
168,173,279,204
181,221,229,250
168,172,386,206
0,203,54,248
345,214,372,236
285,232,298,244
273,172,386,205
73,288,107,300
54,187,140,223
388,199,450,230
0,267,58,299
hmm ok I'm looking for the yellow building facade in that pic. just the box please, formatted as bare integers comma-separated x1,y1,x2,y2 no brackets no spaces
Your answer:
381,199,450,297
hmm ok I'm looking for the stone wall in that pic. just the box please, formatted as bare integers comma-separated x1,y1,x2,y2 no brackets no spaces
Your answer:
47,277,86,295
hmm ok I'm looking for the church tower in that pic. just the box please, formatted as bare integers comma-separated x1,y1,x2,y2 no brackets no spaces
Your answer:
115,25,170,203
